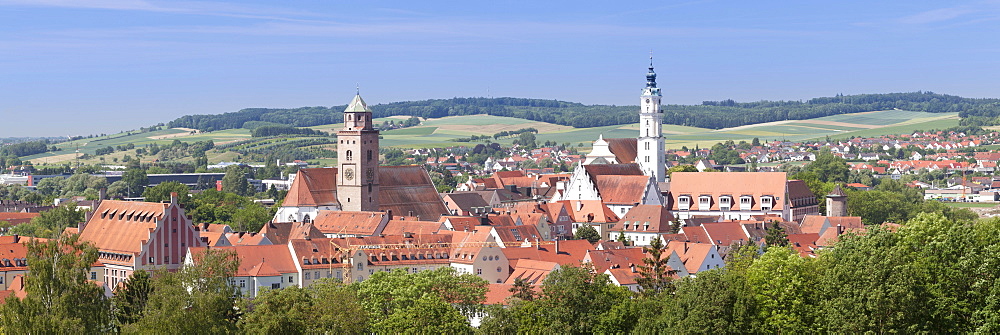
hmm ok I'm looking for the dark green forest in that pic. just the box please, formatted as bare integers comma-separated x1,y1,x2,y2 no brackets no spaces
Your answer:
167,92,1000,131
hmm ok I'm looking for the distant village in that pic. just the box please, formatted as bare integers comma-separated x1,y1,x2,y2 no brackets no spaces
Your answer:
0,63,997,323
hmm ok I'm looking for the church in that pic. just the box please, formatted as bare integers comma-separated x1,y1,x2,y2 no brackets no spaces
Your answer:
552,58,668,237
580,56,667,183
274,93,450,223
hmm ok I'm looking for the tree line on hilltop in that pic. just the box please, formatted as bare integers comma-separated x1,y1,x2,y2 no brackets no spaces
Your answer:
166,92,1000,132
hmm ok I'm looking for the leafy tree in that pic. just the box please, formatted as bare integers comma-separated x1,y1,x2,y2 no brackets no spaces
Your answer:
636,236,675,296
848,190,912,225
10,201,85,238
309,279,368,334
373,295,472,334
238,279,367,334
230,204,274,232
805,151,849,183
121,168,148,198
142,181,191,206
112,270,154,328
764,221,789,248
536,265,632,333
745,246,819,333
666,165,699,178
239,286,314,334
354,267,486,331
0,234,111,333
573,225,600,243
124,249,240,334
509,278,535,302
222,165,251,196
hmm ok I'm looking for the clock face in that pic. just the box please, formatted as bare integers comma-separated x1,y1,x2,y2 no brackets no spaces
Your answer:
344,168,355,181
646,99,650,103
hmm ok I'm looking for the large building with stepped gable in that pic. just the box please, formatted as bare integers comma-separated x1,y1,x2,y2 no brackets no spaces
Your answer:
274,93,449,223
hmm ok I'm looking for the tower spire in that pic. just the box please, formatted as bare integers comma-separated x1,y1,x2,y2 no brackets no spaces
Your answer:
646,52,657,89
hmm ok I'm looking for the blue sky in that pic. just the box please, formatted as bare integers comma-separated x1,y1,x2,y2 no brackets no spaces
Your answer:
2,0,999,137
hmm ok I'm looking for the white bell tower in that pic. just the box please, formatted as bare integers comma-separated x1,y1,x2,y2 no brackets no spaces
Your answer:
637,54,666,182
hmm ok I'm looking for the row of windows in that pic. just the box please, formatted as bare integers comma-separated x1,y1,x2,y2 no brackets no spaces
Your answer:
677,195,775,210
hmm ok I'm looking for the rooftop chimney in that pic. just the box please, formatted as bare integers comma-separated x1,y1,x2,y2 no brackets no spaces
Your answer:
170,192,178,205
555,238,560,254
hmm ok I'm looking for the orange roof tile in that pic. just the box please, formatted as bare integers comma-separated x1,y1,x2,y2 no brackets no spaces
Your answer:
312,211,388,236
78,200,165,255
669,172,788,211
611,205,674,234
259,221,325,245
0,212,39,225
505,259,559,285
502,239,595,266
282,168,340,207
605,138,638,163
378,166,450,221
665,241,715,274
190,245,297,277
558,200,619,223
594,175,649,204
289,238,349,270
584,248,646,273
380,220,443,236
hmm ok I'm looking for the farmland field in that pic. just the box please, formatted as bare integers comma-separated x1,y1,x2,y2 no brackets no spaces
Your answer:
20,110,964,165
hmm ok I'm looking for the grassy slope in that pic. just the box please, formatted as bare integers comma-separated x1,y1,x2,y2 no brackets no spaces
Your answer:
24,110,962,165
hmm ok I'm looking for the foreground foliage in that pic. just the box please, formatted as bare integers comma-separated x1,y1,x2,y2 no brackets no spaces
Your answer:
3,212,1000,333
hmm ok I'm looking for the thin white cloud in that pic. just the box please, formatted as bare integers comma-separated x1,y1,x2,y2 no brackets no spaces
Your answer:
897,6,977,24
0,0,329,21
0,0,167,11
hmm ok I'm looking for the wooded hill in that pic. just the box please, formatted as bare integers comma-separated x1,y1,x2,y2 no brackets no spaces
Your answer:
167,92,1000,132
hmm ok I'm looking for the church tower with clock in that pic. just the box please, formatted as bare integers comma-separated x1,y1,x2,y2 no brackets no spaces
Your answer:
337,92,380,212
637,55,666,183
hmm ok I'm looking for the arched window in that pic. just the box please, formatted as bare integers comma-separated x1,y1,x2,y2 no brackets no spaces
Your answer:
346,150,353,161
367,150,373,161
303,214,311,223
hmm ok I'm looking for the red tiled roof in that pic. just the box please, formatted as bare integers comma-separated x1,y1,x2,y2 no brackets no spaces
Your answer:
669,172,789,211
259,221,325,245
190,245,297,277
225,232,269,246
441,216,485,232
787,233,819,258
312,211,387,236
502,239,595,266
505,259,559,285
605,138,638,164
289,238,349,270
78,200,165,255
0,212,39,225
610,205,675,234
380,220,443,236
0,243,29,271
493,225,543,246
282,168,339,207
558,200,619,223
699,221,752,246
606,267,643,285
584,248,646,273
665,241,715,274
378,166,450,221
595,175,649,205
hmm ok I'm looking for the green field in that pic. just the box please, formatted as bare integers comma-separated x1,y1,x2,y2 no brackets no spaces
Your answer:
22,110,966,165
942,202,997,208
